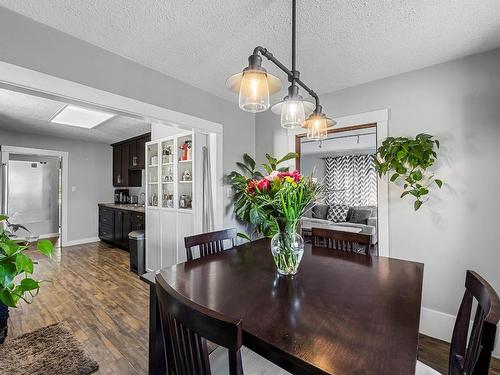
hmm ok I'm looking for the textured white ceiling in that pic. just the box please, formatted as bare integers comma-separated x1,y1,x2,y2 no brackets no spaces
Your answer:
1,0,500,104
0,89,150,144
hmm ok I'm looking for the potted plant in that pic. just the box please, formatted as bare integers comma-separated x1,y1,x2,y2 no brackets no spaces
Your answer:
228,153,322,275
0,215,53,343
374,133,444,210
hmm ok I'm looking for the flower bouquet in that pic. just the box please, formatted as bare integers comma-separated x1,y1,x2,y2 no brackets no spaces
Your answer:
228,153,322,275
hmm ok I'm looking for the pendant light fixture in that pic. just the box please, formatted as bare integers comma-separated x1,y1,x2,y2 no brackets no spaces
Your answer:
226,0,334,139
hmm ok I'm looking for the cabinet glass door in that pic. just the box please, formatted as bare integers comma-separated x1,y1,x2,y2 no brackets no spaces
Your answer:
177,134,193,210
147,143,159,207
160,139,175,208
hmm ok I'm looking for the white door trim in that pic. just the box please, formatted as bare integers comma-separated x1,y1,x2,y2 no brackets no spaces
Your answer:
286,109,391,257
0,145,68,246
0,61,225,241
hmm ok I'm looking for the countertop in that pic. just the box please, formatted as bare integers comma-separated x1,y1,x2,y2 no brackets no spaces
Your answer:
98,203,145,213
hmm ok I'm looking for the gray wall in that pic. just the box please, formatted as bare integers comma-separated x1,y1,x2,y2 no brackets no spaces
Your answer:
300,155,325,183
0,128,113,242
256,48,500,342
0,7,255,229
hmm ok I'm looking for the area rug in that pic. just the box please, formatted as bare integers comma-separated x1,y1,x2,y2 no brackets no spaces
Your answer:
0,322,99,375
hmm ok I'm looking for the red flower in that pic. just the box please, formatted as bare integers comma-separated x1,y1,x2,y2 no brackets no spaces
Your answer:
257,178,271,190
246,180,257,194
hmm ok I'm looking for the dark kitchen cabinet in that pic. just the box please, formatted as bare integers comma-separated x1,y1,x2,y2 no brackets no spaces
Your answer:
98,206,145,251
112,133,150,187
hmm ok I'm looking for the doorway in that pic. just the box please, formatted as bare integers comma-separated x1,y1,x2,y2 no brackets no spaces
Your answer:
1,146,68,243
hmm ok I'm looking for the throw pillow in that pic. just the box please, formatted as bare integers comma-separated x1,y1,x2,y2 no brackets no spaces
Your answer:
327,204,349,223
349,207,373,224
312,203,329,220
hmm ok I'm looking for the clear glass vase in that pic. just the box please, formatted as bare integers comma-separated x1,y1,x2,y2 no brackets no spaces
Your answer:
270,225,304,276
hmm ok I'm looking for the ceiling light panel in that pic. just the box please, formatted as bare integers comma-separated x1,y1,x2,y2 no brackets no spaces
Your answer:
50,105,115,128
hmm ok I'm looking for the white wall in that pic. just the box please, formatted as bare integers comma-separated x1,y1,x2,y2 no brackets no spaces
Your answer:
0,8,255,231
0,128,113,242
256,48,500,353
300,155,325,182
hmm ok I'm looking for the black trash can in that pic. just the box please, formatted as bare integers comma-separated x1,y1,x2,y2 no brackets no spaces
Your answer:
129,230,145,276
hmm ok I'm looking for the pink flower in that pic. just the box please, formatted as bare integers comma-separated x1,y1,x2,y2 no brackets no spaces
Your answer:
246,180,257,194
265,171,280,181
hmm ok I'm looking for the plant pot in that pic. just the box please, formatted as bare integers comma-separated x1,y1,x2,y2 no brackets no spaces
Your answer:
270,225,304,276
0,301,8,344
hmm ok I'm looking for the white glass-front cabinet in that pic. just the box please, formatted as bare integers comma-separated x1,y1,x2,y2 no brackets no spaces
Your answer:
145,131,198,271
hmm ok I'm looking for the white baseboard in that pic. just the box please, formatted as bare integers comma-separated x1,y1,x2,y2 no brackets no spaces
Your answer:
420,307,500,358
62,237,100,247
39,233,60,239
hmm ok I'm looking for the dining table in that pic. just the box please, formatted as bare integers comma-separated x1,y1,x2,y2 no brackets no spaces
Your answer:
141,238,424,375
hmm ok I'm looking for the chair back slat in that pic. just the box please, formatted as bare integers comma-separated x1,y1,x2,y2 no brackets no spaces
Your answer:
155,274,244,375
185,228,237,261
312,228,371,256
449,270,500,375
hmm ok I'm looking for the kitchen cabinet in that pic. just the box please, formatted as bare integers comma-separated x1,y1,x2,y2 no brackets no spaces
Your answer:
112,133,150,187
98,205,145,251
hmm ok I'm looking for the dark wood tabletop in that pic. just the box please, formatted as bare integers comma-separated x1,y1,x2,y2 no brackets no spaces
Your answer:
155,238,424,375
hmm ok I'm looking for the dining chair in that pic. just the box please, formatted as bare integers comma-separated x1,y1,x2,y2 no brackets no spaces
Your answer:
184,228,237,261
416,270,500,375
155,273,290,374
311,227,372,256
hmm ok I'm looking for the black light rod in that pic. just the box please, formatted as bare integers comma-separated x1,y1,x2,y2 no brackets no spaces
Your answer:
252,45,320,108
292,0,296,73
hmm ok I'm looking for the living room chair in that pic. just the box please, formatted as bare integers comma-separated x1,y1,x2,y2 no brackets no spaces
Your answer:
312,227,371,256
155,274,290,374
184,228,237,261
416,270,500,374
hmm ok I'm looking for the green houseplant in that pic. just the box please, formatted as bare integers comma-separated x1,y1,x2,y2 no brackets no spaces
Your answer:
374,133,443,210
228,153,322,275
0,215,54,343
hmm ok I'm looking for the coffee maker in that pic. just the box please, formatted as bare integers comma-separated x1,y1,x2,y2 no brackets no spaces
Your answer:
114,189,130,204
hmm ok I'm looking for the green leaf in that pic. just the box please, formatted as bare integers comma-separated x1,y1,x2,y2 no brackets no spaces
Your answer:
237,232,251,241
435,179,443,188
277,152,298,165
236,162,253,176
249,206,265,225
37,240,53,258
414,200,423,211
400,191,410,198
411,170,423,181
0,263,16,287
20,278,39,291
390,173,399,182
435,140,440,149
0,215,8,222
15,253,33,274
262,164,273,174
265,154,278,169
0,290,16,308
396,150,407,160
242,153,256,171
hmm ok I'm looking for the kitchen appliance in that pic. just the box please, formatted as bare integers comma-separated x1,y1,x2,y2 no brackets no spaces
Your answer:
114,189,130,204
130,195,138,204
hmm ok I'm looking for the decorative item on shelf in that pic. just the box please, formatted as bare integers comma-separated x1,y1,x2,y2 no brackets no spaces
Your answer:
164,194,174,208
0,216,54,343
163,173,173,183
227,152,322,275
162,145,173,164
151,155,158,166
182,169,192,182
179,194,192,209
374,133,444,211
180,140,192,161
151,192,158,206
226,0,335,141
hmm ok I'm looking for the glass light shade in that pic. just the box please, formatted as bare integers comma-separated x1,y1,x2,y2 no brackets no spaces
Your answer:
238,70,270,113
305,114,329,140
280,98,306,129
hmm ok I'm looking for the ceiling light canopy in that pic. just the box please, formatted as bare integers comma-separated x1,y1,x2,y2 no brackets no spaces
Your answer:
227,0,334,140
50,105,115,129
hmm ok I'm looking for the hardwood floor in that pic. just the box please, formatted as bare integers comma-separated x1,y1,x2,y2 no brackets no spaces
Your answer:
9,240,149,375
7,240,500,374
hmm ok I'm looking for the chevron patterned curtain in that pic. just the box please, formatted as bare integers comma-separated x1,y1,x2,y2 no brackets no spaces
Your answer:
324,155,377,207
